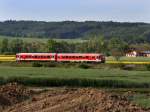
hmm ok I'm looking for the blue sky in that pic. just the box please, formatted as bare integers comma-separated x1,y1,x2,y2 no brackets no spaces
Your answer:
0,0,150,22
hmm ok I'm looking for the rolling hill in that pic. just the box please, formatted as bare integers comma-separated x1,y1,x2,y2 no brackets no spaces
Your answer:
0,20,150,43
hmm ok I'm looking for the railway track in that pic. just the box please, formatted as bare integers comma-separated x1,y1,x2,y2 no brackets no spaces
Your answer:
0,55,150,64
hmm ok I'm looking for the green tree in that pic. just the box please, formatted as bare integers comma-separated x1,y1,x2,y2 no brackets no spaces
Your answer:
108,38,127,61
47,39,57,52
1,38,8,53
10,39,23,53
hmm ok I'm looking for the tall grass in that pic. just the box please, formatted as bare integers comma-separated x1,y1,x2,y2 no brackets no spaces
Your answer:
0,77,150,88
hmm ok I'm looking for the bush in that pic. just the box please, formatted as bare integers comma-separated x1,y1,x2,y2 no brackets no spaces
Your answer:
43,63,56,67
145,65,150,71
120,64,136,71
32,62,43,67
78,64,90,69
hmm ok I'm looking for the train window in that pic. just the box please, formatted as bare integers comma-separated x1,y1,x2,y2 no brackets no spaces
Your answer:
86,56,89,58
76,56,79,58
37,56,40,58
47,56,50,58
81,56,84,58
92,56,95,58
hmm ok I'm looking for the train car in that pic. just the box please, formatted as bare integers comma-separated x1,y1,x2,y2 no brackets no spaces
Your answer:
16,53,105,63
16,53,56,61
57,53,105,63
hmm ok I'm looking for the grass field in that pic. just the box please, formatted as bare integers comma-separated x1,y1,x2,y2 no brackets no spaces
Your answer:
0,66,149,108
0,67,150,88
0,35,86,43
107,56,150,62
0,67,150,82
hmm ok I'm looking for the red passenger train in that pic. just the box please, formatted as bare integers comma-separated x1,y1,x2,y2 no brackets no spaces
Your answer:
16,53,105,63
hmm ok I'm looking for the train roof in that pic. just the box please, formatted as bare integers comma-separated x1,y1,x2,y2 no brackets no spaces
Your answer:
57,53,103,56
16,53,104,56
16,53,56,55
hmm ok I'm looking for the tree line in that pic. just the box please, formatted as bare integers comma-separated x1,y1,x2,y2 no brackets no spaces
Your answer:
0,20,150,43
1,36,150,58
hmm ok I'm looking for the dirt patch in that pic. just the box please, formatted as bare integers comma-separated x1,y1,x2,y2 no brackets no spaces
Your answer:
3,87,150,112
0,83,31,111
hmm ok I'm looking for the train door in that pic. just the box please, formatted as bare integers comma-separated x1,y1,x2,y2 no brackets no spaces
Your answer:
55,53,57,62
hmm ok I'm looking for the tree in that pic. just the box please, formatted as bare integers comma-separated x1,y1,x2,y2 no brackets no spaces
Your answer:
47,39,57,52
108,38,127,61
1,38,8,53
10,39,23,53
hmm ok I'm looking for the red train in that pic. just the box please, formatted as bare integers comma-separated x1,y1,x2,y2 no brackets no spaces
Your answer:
16,53,105,63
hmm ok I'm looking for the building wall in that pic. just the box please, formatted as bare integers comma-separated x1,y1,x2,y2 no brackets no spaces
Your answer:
126,51,137,57
126,51,150,57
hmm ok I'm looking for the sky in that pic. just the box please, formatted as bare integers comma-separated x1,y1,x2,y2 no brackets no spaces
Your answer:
0,0,150,23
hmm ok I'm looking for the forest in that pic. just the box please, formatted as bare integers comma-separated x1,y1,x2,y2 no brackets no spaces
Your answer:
0,20,150,43
0,20,150,56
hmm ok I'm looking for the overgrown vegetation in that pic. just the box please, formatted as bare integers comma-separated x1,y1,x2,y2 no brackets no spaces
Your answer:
0,77,149,88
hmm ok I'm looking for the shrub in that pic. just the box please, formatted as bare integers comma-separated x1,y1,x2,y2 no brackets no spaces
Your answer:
43,63,56,67
145,65,150,71
78,64,90,69
120,64,136,71
32,62,43,67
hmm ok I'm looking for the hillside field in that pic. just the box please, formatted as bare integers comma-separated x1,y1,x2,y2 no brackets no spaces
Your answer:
0,35,86,43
